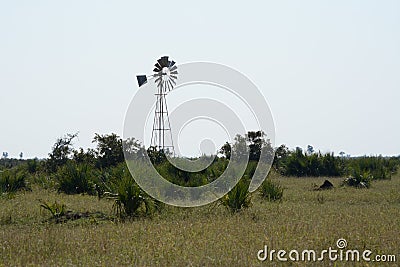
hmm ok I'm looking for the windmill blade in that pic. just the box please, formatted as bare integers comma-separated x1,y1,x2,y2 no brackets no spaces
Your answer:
168,80,174,90
168,61,176,67
170,77,176,85
170,70,178,75
154,76,162,85
153,67,161,72
153,72,162,77
158,56,169,67
157,58,164,67
136,75,147,87
169,65,177,72
162,56,169,67
154,62,163,71
170,75,177,80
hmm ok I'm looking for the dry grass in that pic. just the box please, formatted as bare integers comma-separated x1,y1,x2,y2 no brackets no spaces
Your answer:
0,174,399,266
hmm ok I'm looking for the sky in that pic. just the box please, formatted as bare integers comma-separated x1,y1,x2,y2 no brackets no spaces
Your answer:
0,0,399,158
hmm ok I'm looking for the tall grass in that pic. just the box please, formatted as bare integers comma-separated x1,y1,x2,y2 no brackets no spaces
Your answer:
0,173,399,266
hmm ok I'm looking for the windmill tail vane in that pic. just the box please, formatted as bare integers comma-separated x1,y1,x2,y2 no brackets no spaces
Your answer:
136,56,178,154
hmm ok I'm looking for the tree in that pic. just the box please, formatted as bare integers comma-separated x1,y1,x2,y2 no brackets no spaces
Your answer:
93,133,124,168
46,133,78,172
246,131,274,162
2,152,8,159
273,144,290,173
223,131,273,162
123,137,146,160
146,146,167,165
219,142,231,160
246,131,264,161
307,145,314,155
231,134,248,161
73,148,96,165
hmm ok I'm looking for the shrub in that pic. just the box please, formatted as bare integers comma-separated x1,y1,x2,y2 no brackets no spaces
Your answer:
31,174,55,190
0,170,29,193
260,179,284,202
342,169,371,188
26,158,39,174
105,172,159,218
346,156,397,180
220,179,251,213
56,162,97,195
113,176,143,217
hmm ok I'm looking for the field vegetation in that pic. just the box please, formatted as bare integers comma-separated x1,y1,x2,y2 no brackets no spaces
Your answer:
0,132,399,266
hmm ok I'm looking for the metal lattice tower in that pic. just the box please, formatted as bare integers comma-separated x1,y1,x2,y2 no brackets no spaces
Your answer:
136,56,177,153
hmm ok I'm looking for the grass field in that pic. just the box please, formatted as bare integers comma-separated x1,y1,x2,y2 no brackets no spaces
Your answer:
1,173,399,266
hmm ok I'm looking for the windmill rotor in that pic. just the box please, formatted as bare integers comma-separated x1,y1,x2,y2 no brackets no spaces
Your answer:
137,56,178,92
152,56,178,92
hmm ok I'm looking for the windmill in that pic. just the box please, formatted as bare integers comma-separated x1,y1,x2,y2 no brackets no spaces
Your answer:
136,56,178,154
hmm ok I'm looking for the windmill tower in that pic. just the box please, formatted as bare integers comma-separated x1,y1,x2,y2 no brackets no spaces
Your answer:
136,56,178,154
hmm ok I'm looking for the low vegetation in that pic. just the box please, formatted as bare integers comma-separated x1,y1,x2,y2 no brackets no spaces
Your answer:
0,169,29,194
341,169,372,189
220,178,252,213
39,200,67,219
0,132,399,265
259,177,284,201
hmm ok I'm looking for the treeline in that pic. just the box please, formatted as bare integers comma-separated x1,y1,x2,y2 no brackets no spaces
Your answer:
270,145,399,179
2,132,400,181
0,158,25,169
1,131,399,216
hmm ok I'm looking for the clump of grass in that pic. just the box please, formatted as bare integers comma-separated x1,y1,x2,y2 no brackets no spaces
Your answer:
260,179,284,202
220,179,252,213
0,170,29,194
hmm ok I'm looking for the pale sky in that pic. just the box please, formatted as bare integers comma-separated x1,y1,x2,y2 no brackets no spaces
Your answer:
1,1,399,158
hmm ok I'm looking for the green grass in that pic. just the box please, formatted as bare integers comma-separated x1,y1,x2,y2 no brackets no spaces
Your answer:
0,174,399,266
